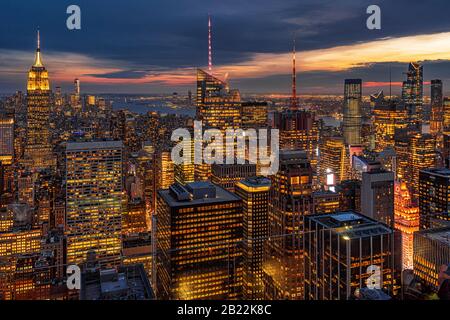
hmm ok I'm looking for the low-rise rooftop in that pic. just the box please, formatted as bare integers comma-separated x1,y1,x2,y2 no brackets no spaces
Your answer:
159,182,240,208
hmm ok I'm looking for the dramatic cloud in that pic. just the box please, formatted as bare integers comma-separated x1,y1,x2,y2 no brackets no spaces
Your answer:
1,0,450,93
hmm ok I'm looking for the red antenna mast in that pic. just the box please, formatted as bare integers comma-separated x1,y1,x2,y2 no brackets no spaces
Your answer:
208,15,213,74
291,37,298,110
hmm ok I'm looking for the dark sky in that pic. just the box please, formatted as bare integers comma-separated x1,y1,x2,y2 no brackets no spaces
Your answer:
1,0,450,94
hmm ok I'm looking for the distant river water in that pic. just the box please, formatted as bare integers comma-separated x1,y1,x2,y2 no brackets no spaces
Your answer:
111,97,195,117
321,116,341,128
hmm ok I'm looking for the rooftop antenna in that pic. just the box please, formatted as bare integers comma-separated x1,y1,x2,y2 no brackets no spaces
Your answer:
291,36,297,110
389,64,392,103
33,27,43,67
208,15,213,74
37,27,40,50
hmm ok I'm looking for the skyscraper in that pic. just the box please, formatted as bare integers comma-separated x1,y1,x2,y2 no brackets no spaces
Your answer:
0,112,14,193
235,177,271,300
193,17,244,181
272,45,319,168
211,163,257,193
394,181,419,271
343,79,362,146
430,80,443,135
373,99,407,152
442,98,450,134
74,78,80,97
0,204,43,300
156,150,175,190
71,78,81,110
54,86,63,108
318,136,347,186
65,141,123,268
195,69,242,181
196,69,226,114
24,30,54,169
312,190,340,214
173,134,194,186
0,114,14,166
304,211,396,300
273,110,319,169
263,150,313,300
241,102,268,129
336,179,361,212
408,133,436,200
414,227,450,293
156,182,243,299
402,62,423,124
418,168,450,230
443,134,450,168
361,164,395,227
394,128,410,181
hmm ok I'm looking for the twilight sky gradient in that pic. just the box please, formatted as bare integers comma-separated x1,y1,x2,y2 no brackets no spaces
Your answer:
1,0,450,95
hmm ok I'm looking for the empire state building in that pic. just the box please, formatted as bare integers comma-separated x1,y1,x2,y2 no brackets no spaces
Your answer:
23,30,55,169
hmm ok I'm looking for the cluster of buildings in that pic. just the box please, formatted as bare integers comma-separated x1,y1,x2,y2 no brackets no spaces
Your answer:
0,24,449,301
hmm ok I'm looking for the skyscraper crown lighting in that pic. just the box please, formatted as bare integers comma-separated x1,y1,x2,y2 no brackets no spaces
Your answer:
33,29,43,68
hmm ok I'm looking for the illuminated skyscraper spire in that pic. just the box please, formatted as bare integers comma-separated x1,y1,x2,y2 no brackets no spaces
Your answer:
25,27,53,169
34,28,43,68
291,38,298,110
208,15,213,74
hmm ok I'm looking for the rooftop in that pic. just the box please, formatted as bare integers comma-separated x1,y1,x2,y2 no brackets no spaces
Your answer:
239,176,271,188
306,211,393,239
312,190,339,197
159,182,241,208
421,168,450,178
66,140,123,151
358,288,392,300
418,227,450,247
81,264,153,300
332,212,362,222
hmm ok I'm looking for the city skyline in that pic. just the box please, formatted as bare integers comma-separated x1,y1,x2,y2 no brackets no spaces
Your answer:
2,1,450,94
1,0,450,303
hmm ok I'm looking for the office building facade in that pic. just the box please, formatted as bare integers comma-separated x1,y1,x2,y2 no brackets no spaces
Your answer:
65,141,123,268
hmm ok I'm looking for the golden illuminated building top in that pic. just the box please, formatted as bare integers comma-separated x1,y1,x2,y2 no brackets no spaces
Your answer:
373,100,407,152
24,29,54,169
394,181,419,270
27,30,49,91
